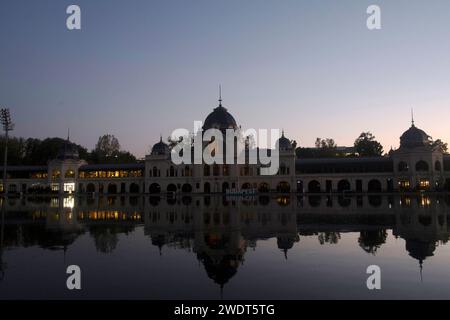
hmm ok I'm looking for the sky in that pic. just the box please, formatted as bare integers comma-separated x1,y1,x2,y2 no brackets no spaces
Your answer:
1,0,450,158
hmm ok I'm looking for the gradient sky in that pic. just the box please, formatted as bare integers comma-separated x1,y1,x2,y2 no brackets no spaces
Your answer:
1,0,450,158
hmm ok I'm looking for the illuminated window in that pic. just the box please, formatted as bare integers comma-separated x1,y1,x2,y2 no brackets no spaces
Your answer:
65,169,75,178
51,183,60,191
398,180,410,189
419,179,430,189
64,182,75,193
52,170,61,179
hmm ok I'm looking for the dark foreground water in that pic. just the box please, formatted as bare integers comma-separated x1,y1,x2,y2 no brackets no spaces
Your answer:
0,194,450,300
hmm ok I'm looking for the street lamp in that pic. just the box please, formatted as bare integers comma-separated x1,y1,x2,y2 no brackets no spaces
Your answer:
0,109,14,196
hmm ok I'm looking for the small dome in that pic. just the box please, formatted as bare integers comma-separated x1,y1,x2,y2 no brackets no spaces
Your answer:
151,137,170,155
203,104,238,131
56,140,79,160
276,131,293,151
400,125,431,148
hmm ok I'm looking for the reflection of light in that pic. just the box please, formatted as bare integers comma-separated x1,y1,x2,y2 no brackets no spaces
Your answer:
420,196,431,207
64,196,75,209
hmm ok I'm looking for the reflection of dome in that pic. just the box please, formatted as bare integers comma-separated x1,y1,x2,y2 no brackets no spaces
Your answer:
405,239,436,263
56,140,79,160
203,102,238,131
400,124,431,148
151,137,170,155
197,252,239,288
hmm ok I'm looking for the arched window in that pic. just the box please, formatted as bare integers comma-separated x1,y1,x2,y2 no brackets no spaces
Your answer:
213,164,220,176
52,170,61,179
204,165,210,176
279,163,287,175
65,169,75,178
152,167,158,177
398,161,409,172
416,161,429,172
169,166,175,177
435,161,442,172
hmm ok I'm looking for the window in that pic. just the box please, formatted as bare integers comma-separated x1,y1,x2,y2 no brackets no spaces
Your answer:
52,170,61,179
419,179,430,189
416,161,429,172
435,161,442,172
65,170,75,178
398,180,410,190
398,161,409,172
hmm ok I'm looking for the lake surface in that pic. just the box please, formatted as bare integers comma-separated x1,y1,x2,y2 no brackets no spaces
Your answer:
1,194,450,300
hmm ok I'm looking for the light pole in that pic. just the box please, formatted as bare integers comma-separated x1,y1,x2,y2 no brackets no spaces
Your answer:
0,109,14,196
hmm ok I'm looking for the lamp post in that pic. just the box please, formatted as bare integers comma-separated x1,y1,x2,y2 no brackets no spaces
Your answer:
0,109,14,196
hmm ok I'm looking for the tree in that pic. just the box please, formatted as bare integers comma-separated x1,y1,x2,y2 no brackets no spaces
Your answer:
432,139,448,153
91,134,136,164
94,134,120,158
354,132,383,157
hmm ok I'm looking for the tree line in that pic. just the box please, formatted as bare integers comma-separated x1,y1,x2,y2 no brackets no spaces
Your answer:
296,132,448,158
0,134,137,165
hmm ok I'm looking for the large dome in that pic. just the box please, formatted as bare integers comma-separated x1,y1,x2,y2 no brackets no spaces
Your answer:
400,124,431,148
203,103,238,131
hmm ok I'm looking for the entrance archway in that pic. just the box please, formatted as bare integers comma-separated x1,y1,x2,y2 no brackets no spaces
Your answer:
149,183,161,194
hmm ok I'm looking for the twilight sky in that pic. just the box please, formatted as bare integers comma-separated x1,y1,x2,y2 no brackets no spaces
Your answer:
1,0,450,158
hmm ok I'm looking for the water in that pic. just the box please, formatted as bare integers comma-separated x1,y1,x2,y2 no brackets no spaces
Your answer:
0,194,450,300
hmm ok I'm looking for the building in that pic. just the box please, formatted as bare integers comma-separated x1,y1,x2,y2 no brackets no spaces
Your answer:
1,98,449,194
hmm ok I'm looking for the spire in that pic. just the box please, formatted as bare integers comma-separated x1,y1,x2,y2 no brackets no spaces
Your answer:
218,84,222,106
420,260,423,283
67,128,70,141
411,108,415,127
160,135,162,143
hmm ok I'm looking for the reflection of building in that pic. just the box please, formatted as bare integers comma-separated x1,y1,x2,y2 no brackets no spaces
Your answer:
2,194,450,286
0,97,449,194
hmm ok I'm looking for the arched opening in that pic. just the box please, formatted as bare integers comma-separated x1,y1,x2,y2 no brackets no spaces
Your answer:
222,182,229,193
107,183,117,194
149,183,161,194
398,161,409,172
152,166,158,177
181,184,192,193
65,169,75,178
242,182,252,190
258,182,270,193
129,183,139,194
276,181,290,193
308,180,321,193
416,160,429,172
368,179,382,193
279,163,287,175
204,182,211,194
86,183,95,193
337,180,351,192
167,184,177,193
435,161,442,172
52,170,61,179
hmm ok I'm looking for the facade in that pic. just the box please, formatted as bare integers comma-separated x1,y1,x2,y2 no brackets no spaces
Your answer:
1,100,450,195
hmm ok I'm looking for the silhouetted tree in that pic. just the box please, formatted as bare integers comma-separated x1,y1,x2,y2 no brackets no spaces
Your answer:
91,134,136,164
354,132,383,157
432,139,448,153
